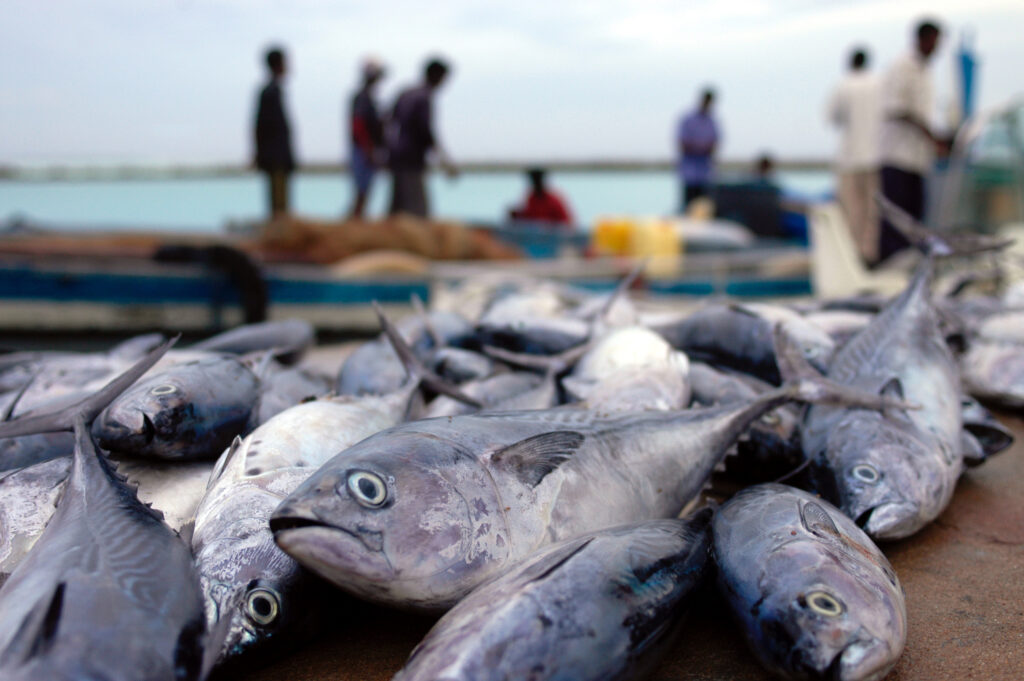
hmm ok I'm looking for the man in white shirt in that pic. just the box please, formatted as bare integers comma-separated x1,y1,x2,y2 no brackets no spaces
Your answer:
878,19,947,263
827,47,881,264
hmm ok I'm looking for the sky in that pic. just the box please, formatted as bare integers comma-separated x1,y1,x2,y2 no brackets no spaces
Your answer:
2,0,1023,167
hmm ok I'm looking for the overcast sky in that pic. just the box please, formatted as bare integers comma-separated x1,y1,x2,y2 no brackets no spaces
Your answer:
2,0,1022,167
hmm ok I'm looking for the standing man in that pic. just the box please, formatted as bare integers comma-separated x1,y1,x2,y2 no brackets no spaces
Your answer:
676,88,720,212
878,19,947,263
827,47,882,264
347,57,386,219
387,57,457,218
254,46,295,219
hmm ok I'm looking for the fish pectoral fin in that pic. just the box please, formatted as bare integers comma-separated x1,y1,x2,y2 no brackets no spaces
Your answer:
878,377,904,401
0,581,65,665
521,537,593,584
800,501,842,540
492,431,585,487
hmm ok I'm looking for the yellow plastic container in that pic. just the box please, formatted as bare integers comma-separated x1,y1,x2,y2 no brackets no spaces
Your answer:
591,217,633,256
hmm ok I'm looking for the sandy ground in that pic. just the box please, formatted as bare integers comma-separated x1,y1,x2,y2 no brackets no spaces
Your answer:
215,412,1024,681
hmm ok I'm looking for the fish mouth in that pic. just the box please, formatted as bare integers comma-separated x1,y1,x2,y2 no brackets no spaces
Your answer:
141,412,156,444
826,638,894,681
854,502,920,540
271,515,385,554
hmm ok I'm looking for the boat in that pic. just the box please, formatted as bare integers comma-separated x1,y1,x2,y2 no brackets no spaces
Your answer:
0,216,811,336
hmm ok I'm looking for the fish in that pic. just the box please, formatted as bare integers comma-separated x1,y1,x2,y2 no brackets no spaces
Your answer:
192,307,477,669
336,311,474,396
421,372,546,418
798,259,968,539
0,338,209,681
797,201,1011,539
0,456,211,586
0,457,69,587
428,347,495,384
651,302,835,385
687,361,803,477
249,359,333,425
271,335,899,610
393,511,712,681
960,311,1024,410
190,319,315,364
562,326,690,412
713,483,906,681
93,353,262,460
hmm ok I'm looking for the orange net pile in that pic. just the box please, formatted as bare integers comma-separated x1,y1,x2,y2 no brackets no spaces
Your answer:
255,215,522,265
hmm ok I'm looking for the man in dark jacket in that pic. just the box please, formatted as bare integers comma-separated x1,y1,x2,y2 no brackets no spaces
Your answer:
387,57,457,218
254,47,295,218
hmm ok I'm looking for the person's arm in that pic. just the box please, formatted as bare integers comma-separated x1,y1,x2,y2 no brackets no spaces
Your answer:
827,86,845,127
884,63,945,150
419,97,457,177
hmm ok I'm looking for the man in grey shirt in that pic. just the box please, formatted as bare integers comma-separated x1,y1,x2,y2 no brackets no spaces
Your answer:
387,57,457,218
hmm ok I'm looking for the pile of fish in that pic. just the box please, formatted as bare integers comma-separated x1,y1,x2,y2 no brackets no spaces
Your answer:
0,214,1021,681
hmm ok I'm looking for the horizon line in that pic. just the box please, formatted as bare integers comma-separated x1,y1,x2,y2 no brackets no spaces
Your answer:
0,157,832,181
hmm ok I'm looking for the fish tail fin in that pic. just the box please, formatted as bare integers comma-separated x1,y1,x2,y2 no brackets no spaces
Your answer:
876,193,1014,257
773,324,909,411
0,336,177,439
372,302,481,408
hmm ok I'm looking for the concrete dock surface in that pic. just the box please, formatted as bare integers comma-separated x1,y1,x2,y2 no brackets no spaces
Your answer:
223,414,1024,681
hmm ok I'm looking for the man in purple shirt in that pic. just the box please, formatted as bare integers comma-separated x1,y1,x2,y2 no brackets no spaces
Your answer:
386,57,457,218
676,88,720,211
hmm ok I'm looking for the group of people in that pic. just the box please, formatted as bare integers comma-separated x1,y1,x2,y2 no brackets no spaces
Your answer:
827,18,948,266
253,48,456,221
675,18,952,266
255,48,574,229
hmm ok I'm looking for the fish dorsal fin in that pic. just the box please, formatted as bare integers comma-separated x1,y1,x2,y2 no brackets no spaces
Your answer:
0,581,65,665
209,435,245,487
879,377,904,401
521,537,593,584
800,501,842,539
727,303,760,318
492,431,584,487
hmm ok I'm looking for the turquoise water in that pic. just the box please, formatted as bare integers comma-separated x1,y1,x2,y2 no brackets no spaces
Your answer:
0,170,833,233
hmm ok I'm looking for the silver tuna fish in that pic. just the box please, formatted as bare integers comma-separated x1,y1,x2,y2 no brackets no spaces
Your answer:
0,339,208,681
394,511,712,681
271,355,898,610
799,260,967,539
713,484,906,681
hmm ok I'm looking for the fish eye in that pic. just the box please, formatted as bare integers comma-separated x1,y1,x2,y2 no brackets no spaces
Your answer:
151,384,178,396
245,588,280,626
347,471,388,507
804,590,845,617
851,464,880,484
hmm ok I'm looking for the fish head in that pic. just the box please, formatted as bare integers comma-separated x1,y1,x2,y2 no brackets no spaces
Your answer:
812,413,928,540
271,431,509,609
756,540,905,681
194,506,314,669
94,357,259,459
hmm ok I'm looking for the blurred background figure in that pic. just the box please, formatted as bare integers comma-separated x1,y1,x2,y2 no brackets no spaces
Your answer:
254,46,295,219
878,19,947,264
827,47,882,264
387,57,457,218
753,154,776,183
507,167,574,229
676,88,720,212
347,57,387,219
